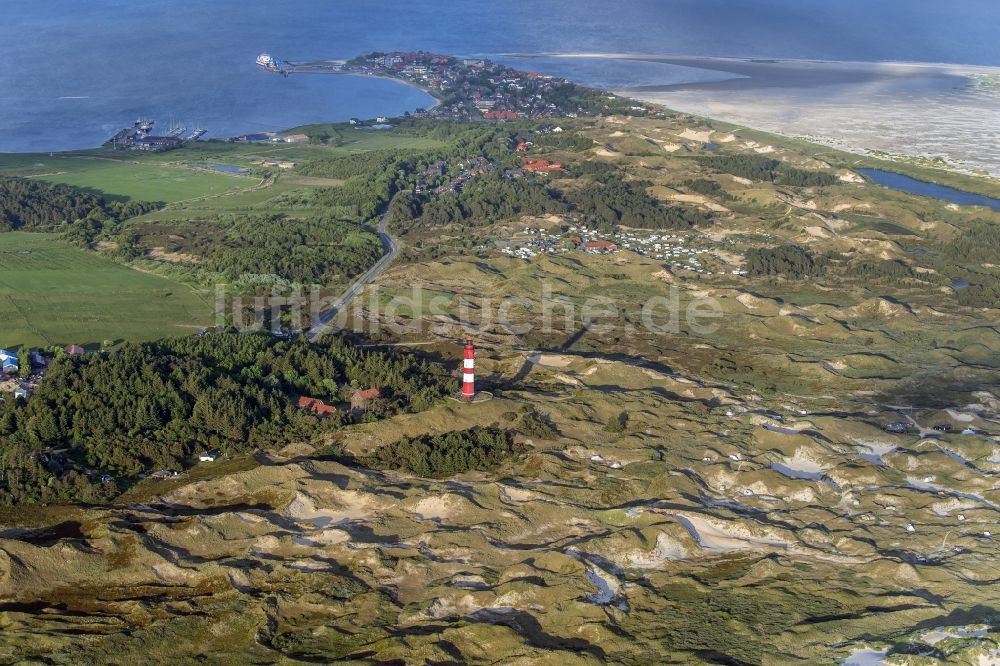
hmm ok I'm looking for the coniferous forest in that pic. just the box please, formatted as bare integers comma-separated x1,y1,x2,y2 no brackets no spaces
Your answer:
0,333,457,504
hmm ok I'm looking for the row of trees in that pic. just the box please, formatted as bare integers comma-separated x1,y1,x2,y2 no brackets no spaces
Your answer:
0,333,457,504
698,156,839,187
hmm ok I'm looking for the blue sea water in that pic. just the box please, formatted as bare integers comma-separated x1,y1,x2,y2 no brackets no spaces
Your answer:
1,0,999,152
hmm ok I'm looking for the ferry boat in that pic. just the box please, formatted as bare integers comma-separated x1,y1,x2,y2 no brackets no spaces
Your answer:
256,53,281,72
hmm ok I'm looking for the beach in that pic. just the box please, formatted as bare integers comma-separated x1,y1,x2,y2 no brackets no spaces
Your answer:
610,56,1000,176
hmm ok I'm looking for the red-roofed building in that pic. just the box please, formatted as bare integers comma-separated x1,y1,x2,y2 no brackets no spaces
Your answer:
64,345,85,355
584,240,618,253
484,110,519,120
297,396,336,417
515,142,531,152
350,388,381,412
523,159,567,174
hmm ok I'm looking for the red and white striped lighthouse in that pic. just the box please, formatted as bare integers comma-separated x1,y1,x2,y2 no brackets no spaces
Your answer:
461,336,476,401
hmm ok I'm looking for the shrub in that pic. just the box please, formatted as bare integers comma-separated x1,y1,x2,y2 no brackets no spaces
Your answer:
518,410,559,439
361,427,522,478
745,245,819,277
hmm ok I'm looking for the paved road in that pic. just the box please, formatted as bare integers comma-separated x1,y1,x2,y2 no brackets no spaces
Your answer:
307,210,397,341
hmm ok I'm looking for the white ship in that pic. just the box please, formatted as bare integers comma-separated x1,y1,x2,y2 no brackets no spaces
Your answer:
256,53,281,72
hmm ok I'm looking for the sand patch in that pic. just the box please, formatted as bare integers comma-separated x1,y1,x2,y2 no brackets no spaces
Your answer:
946,409,976,423
554,373,584,387
672,514,789,551
499,484,540,504
284,490,375,527
148,248,202,264
623,532,690,567
429,593,483,619
664,192,730,212
409,494,470,521
775,450,830,478
679,128,713,142
528,353,575,367
737,293,778,311
152,562,199,583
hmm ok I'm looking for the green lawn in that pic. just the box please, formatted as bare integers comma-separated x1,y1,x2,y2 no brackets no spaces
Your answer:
0,233,210,348
0,154,252,203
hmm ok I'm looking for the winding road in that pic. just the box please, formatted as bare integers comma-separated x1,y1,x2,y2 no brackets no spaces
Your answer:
307,209,398,341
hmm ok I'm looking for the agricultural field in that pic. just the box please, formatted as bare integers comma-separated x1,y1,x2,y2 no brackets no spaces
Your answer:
0,232,209,347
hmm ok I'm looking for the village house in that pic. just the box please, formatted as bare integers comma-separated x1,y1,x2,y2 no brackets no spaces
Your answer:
350,388,381,412
64,344,85,355
0,349,18,376
150,469,179,480
523,159,567,174
297,396,337,417
584,239,619,254
484,110,519,120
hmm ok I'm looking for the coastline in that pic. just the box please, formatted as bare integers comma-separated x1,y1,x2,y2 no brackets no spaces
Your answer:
608,58,1000,178
369,73,443,111
488,52,1000,177
499,51,1000,76
273,60,443,112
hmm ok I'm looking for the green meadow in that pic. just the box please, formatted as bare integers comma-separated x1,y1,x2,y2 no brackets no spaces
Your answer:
0,154,253,204
0,233,209,348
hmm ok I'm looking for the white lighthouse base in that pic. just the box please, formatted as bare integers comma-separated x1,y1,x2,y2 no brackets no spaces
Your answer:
448,390,494,404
